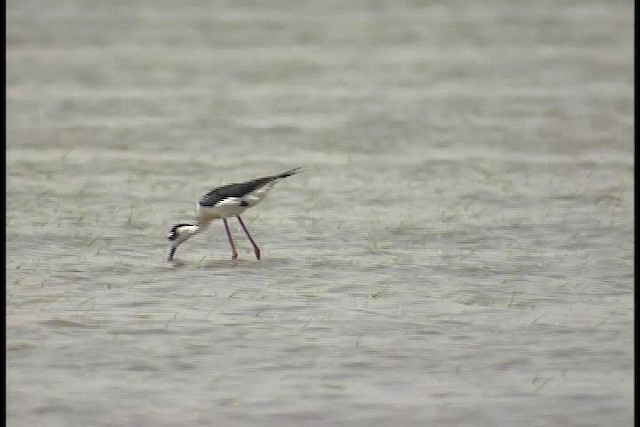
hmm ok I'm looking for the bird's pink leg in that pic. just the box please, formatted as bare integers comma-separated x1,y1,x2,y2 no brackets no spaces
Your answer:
236,216,261,260
223,218,238,260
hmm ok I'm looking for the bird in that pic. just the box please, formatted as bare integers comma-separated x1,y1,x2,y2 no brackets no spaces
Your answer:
166,167,302,261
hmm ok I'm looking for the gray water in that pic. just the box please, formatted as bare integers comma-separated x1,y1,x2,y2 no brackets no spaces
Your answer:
6,1,634,426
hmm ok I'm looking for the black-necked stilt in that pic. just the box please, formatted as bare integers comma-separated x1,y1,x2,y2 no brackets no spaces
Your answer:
166,167,302,261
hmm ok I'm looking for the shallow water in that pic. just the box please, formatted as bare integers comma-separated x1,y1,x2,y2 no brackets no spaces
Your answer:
6,1,633,426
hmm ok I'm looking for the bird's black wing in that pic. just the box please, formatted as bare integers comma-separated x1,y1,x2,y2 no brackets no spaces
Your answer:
198,168,302,207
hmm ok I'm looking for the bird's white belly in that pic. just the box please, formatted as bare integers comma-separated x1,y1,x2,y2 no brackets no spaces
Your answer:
199,203,250,221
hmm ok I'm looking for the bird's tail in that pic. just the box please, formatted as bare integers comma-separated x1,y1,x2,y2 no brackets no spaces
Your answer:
275,167,303,179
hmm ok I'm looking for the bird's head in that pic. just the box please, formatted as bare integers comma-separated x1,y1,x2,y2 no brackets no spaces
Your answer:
167,223,199,260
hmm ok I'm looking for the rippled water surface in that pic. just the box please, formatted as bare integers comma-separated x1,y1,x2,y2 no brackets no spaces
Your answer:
7,1,633,426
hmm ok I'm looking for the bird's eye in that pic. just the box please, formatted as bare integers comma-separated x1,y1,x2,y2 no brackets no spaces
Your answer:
167,232,176,241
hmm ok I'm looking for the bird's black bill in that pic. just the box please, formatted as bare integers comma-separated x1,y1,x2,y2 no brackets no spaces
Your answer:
167,246,177,261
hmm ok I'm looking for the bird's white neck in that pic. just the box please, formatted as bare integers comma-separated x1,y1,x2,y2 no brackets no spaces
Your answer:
182,224,202,236
181,220,215,241
172,224,203,247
